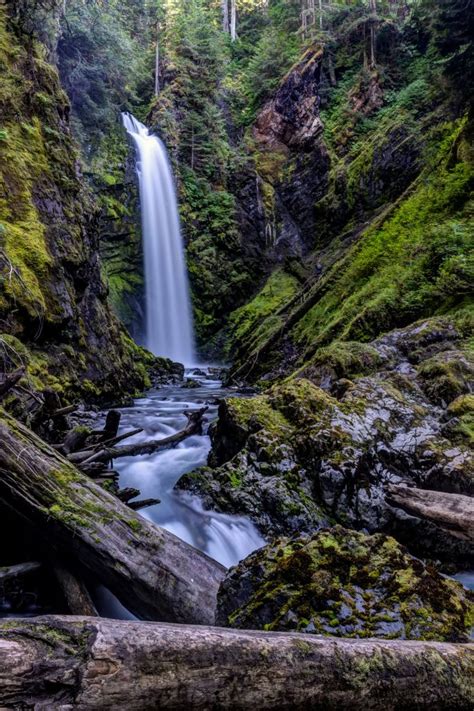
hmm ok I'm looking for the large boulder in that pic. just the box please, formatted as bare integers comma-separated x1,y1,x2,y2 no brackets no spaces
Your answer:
217,526,474,642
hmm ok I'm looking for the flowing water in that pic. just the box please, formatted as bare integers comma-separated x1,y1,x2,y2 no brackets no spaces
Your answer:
114,369,265,567
122,112,195,364
109,114,266,619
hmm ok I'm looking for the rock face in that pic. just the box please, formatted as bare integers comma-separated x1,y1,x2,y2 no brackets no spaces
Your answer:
0,7,151,405
179,316,474,565
217,526,474,642
253,46,324,152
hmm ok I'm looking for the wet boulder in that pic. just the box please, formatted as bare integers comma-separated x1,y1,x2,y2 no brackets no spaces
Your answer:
217,526,474,642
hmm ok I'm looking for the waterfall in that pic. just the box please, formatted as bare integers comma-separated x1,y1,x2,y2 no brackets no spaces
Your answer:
122,113,195,365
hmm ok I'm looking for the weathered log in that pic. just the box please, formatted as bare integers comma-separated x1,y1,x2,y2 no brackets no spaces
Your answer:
52,404,77,418
53,565,98,616
69,427,144,465
0,409,224,623
80,407,208,465
387,485,474,541
0,616,472,709
0,561,41,582
0,367,25,399
128,497,160,510
97,426,143,449
103,409,121,438
117,487,141,503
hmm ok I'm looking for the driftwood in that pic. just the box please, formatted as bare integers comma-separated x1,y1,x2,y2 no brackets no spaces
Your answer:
128,497,160,510
0,616,472,709
116,487,159,510
52,404,77,418
0,409,224,623
0,561,41,582
75,407,208,466
0,367,25,399
53,565,98,617
387,485,474,541
117,487,141,503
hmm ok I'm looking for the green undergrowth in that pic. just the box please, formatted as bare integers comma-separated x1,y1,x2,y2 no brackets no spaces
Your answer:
292,118,473,357
225,269,299,357
232,116,473,376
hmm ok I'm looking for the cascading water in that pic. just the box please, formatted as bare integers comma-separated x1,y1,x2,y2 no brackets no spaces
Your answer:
122,113,195,364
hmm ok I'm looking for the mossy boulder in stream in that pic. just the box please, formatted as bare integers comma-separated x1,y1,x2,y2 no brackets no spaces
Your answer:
217,526,474,642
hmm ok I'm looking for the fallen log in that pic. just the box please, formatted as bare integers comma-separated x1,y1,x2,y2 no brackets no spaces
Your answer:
78,407,208,465
68,427,144,465
387,485,474,541
0,616,472,709
128,497,160,510
0,409,224,623
0,561,41,583
0,367,25,399
52,404,77,418
117,487,141,503
52,565,98,617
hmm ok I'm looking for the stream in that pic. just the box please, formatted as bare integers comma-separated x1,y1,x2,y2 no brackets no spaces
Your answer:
93,367,266,619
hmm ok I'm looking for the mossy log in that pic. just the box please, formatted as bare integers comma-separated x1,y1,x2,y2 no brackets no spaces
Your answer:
0,616,472,709
0,409,225,623
387,485,474,541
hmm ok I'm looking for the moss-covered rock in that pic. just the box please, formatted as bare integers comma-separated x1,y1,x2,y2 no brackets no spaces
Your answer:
417,350,474,406
0,6,154,409
179,317,474,564
217,526,474,642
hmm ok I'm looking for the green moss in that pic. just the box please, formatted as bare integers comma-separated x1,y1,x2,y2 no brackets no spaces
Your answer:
226,269,299,357
417,351,473,405
219,526,474,641
126,518,143,533
303,341,384,380
228,470,243,488
226,394,291,437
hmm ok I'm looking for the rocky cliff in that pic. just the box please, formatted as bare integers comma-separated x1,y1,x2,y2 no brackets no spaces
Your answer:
0,3,153,409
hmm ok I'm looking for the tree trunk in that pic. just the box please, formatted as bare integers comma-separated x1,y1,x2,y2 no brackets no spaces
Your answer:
154,21,160,96
369,0,377,68
0,409,225,623
230,0,237,42
0,616,472,709
222,0,229,33
387,485,474,541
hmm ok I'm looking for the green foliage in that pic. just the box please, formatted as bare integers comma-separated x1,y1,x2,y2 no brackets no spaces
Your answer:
226,269,299,356
225,0,303,126
420,0,474,104
57,0,153,152
293,119,473,353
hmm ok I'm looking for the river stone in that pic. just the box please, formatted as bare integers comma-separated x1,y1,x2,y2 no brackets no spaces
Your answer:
216,526,474,642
